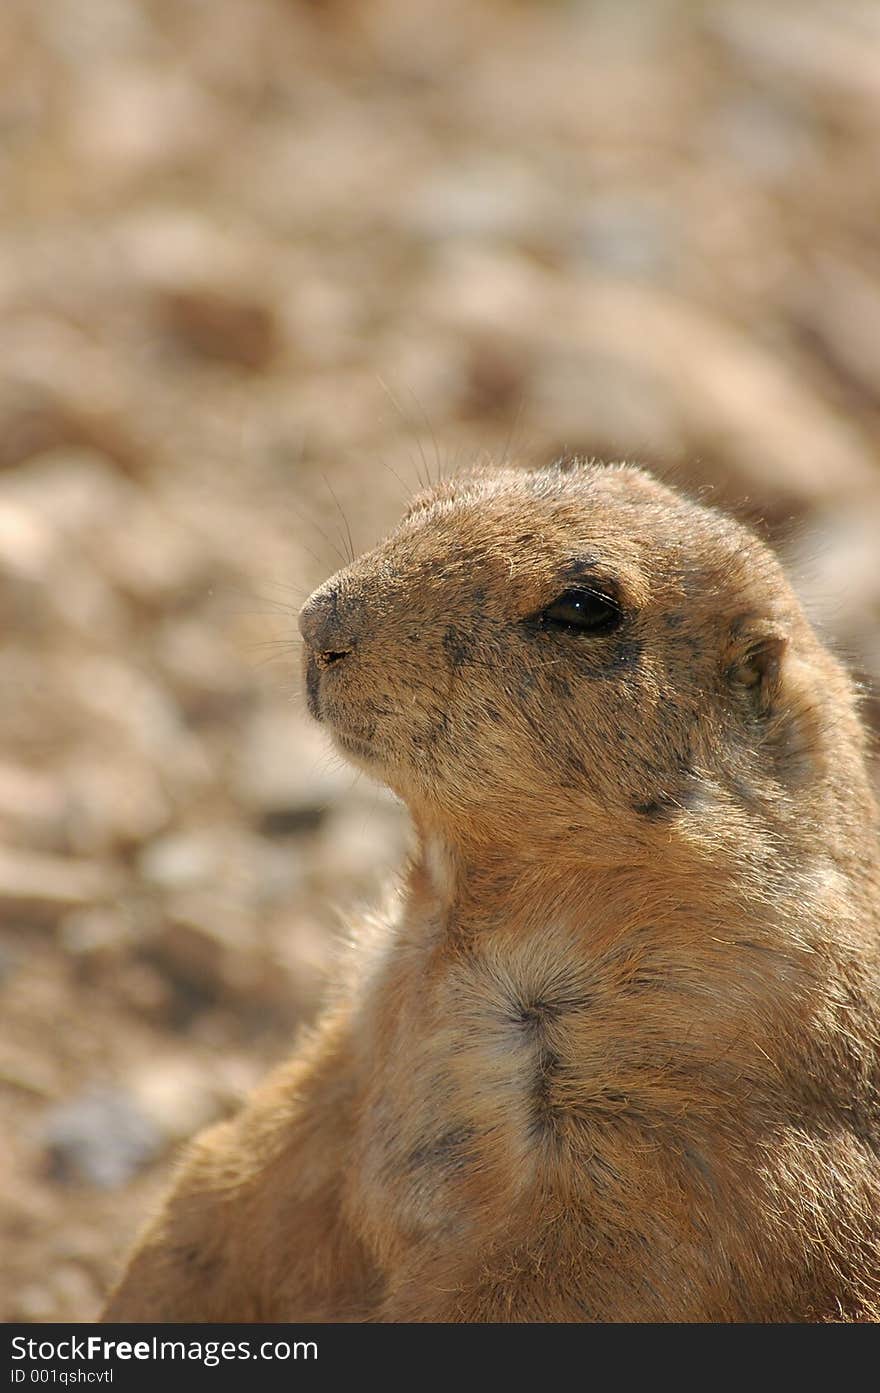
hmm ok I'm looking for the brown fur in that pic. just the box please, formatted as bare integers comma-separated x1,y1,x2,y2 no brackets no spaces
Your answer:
104,461,880,1322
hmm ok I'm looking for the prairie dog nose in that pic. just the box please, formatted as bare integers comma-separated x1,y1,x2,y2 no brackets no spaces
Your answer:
298,585,355,666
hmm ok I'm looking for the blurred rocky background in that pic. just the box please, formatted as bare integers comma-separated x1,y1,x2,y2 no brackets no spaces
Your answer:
2,0,879,1320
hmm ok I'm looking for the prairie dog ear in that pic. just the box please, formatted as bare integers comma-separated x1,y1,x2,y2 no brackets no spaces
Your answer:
724,619,788,716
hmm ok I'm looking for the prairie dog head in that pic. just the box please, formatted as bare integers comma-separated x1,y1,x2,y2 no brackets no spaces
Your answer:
298,462,858,865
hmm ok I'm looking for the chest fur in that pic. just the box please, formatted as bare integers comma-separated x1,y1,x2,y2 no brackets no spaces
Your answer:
343,908,778,1264
346,924,625,1253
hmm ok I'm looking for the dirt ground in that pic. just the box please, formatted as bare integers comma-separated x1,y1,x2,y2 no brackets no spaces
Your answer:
2,0,879,1322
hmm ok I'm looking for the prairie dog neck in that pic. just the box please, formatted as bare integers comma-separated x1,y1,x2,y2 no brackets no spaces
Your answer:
409,812,815,951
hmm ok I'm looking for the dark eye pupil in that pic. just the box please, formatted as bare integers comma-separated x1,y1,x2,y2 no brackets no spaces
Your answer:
540,588,622,634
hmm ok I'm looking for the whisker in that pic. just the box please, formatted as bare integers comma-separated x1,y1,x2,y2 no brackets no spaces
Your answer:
376,455,416,505
500,394,527,471
242,637,301,655
376,376,431,490
251,651,301,672
401,383,444,485
285,496,349,569
321,472,356,563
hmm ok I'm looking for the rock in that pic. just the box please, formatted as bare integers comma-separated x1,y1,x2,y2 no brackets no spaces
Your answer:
47,1264,101,1320
93,506,205,610
531,341,683,466
0,760,69,852
0,497,54,579
45,559,127,642
70,61,221,183
0,382,146,478
0,487,126,640
418,244,552,340
399,158,555,244
786,500,880,639
8,1285,56,1322
127,1057,228,1142
62,756,172,855
784,498,880,717
69,656,211,789
0,847,121,913
0,1051,56,1100
458,333,533,421
43,1087,163,1188
312,798,408,888
153,615,253,725
706,93,815,181
234,707,355,826
155,285,282,372
420,254,880,518
0,446,128,531
537,278,879,518
0,446,203,607
111,961,174,1018
140,907,295,1029
0,749,172,869
58,907,130,960
138,829,229,891
0,941,19,987
710,4,880,112
249,839,306,909
574,194,678,279
789,256,880,409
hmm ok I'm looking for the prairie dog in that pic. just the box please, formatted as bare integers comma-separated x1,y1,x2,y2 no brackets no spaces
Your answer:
104,461,880,1322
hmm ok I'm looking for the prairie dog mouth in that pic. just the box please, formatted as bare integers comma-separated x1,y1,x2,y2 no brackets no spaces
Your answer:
333,727,381,764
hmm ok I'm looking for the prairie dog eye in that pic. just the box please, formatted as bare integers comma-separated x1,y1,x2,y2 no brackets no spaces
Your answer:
539,587,623,635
